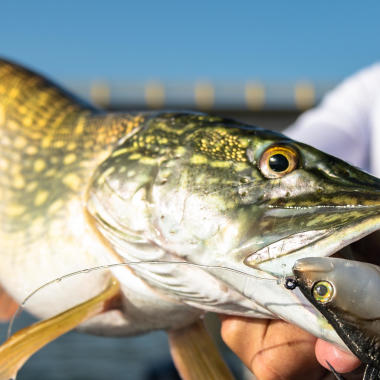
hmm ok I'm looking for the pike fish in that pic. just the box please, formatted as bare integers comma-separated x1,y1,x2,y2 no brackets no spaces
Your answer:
1,58,380,378
290,257,380,380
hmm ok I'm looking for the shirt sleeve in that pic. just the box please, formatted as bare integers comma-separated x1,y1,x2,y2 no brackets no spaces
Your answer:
285,64,380,171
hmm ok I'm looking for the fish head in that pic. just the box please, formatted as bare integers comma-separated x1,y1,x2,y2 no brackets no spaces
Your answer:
87,110,380,282
86,112,380,343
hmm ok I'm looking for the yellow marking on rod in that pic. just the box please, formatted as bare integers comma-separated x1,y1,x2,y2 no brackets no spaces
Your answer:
64,154,76,165
6,204,25,217
34,190,49,206
34,159,46,173
62,173,81,191
190,154,208,165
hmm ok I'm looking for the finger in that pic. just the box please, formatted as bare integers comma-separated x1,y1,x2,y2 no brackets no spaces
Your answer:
220,316,326,380
315,339,361,374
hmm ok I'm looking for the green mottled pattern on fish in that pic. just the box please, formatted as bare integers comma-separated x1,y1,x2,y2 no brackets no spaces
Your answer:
0,60,145,233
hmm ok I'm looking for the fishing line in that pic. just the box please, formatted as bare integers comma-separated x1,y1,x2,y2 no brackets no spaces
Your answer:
7,260,278,338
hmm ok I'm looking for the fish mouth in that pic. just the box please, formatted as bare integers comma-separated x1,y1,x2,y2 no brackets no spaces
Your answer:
244,206,380,276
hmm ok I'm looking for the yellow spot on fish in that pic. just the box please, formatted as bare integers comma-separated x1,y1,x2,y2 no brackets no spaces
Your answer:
129,153,142,160
34,159,46,172
26,146,38,155
6,204,25,217
18,106,27,115
48,199,64,214
13,175,25,189
234,162,250,172
37,118,47,128
190,154,208,165
111,147,130,157
26,181,38,192
23,117,33,127
0,158,9,170
7,120,18,131
62,173,81,191
9,88,19,98
210,161,232,168
54,140,65,149
64,154,76,165
14,136,27,149
67,142,76,151
102,166,116,178
41,136,52,148
140,157,156,165
74,118,85,135
0,105,4,124
174,146,186,157
45,168,56,177
34,190,49,206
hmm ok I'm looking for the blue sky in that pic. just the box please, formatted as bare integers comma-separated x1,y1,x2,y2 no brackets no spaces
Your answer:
1,1,380,82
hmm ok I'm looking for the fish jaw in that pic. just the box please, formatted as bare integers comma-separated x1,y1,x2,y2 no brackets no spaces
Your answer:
245,208,380,277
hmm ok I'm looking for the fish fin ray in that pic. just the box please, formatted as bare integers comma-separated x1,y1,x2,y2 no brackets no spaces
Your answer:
0,277,120,380
168,319,235,380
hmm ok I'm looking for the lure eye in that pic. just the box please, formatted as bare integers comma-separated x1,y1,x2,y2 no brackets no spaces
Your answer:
312,281,334,304
259,145,298,179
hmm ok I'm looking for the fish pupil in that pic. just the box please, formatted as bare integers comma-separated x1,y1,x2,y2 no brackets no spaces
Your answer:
315,284,328,297
269,154,289,172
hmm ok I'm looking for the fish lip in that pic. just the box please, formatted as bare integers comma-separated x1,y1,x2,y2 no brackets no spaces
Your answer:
244,211,380,276
244,229,332,267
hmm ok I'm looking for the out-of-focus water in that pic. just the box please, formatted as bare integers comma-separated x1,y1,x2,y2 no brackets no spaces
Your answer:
0,313,244,380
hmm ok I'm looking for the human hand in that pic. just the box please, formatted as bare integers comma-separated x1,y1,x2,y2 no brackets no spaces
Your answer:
220,316,361,380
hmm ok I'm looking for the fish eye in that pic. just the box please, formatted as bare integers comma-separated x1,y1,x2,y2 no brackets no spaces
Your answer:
312,281,334,304
259,145,298,179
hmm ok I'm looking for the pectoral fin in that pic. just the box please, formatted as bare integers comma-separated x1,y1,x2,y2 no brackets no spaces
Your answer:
168,319,235,380
0,278,120,380
0,286,18,322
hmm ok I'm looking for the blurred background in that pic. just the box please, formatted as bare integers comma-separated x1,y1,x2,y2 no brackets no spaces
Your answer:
1,1,380,379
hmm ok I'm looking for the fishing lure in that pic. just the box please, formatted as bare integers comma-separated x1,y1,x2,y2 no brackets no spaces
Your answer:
285,257,380,380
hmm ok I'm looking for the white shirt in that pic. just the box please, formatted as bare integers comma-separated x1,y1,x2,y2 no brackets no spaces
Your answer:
286,64,380,176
